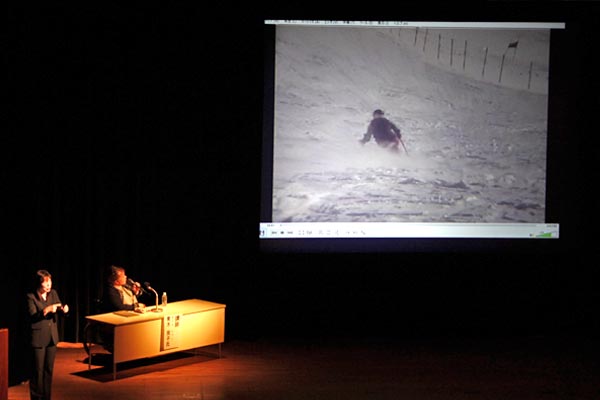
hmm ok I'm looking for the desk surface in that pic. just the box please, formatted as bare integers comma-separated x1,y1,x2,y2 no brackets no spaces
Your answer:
85,299,226,326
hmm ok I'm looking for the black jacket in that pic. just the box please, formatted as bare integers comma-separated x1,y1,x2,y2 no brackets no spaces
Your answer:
361,117,401,145
26,290,63,347
102,285,137,312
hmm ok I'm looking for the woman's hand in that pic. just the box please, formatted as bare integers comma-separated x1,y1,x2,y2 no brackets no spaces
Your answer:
43,303,61,315
132,284,141,296
134,303,146,313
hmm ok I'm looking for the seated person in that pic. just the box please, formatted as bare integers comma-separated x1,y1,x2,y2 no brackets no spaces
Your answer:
97,265,145,352
103,265,145,312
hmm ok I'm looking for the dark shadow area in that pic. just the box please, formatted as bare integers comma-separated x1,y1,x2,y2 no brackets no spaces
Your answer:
73,350,221,382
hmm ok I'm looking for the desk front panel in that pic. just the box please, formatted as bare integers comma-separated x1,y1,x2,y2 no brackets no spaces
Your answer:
114,319,162,363
179,307,225,349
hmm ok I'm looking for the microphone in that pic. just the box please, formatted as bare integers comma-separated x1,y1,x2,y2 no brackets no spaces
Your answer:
127,278,148,294
144,282,163,312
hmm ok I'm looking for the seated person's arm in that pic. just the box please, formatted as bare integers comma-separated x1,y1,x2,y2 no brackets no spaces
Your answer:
105,286,135,311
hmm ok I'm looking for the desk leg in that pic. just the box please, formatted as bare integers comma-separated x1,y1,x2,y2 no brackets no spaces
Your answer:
219,343,222,358
113,361,116,381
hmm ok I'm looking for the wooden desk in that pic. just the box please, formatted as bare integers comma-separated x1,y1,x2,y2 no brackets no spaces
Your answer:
85,299,225,379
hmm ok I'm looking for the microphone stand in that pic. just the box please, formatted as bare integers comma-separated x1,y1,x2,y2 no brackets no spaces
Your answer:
144,283,163,313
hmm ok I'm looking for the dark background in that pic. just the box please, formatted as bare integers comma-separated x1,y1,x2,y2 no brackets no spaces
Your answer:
4,2,599,385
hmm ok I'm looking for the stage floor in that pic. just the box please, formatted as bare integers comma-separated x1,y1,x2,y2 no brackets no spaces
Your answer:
8,335,600,400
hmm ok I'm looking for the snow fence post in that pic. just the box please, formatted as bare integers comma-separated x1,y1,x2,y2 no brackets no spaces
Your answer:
482,47,488,78
499,53,506,83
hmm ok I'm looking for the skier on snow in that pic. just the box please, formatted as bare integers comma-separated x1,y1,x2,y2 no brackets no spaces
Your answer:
359,109,403,153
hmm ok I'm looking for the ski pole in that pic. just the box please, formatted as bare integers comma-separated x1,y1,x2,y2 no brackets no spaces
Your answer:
399,138,409,156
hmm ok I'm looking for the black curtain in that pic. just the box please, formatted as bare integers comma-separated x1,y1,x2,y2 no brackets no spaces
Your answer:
5,0,600,387
4,5,262,383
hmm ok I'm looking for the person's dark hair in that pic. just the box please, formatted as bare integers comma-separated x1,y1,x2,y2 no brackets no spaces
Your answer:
32,269,52,291
373,109,384,116
106,265,125,285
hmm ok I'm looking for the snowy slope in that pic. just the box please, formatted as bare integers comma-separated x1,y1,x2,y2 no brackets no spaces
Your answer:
272,26,549,223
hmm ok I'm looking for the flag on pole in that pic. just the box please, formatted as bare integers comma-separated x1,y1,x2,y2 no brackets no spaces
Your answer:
508,40,519,49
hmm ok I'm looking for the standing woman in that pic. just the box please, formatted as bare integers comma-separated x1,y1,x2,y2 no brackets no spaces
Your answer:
26,269,69,400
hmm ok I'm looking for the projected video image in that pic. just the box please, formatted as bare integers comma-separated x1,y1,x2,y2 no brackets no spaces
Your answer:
272,24,550,224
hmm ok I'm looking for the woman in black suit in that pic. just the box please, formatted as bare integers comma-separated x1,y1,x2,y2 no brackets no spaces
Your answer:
26,269,69,400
